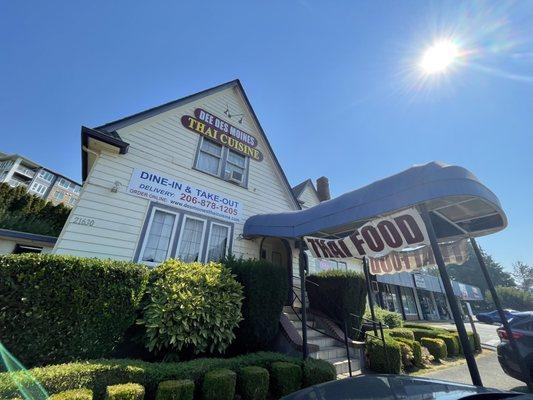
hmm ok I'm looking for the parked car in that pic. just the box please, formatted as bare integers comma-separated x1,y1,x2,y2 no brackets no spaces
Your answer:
476,309,519,324
497,311,533,384
281,374,522,400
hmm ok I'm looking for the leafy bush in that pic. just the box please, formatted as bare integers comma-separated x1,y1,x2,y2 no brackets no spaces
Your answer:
224,256,288,351
155,380,194,400
410,328,446,342
238,366,269,400
139,260,243,355
106,383,144,399
302,358,336,387
0,352,331,400
365,336,402,374
202,369,236,400
420,338,447,361
307,270,367,336
388,328,415,341
270,362,302,397
0,183,70,236
0,254,148,367
437,334,459,356
485,286,533,311
395,337,422,367
365,307,403,328
49,388,93,400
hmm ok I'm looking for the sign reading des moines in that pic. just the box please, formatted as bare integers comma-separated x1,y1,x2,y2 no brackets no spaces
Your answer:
181,108,263,161
127,169,243,222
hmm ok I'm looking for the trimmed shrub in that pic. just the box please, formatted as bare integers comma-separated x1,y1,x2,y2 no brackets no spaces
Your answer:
420,338,447,361
365,336,402,374
0,352,310,400
395,338,422,367
202,369,236,400
365,307,403,328
224,256,288,351
238,366,268,400
139,260,243,355
106,383,144,399
389,328,415,341
0,254,148,367
155,380,194,400
307,270,367,336
302,358,336,387
437,334,459,356
270,362,302,397
49,388,93,400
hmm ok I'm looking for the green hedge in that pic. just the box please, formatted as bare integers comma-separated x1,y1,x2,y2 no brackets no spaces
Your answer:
302,358,336,387
155,380,194,400
238,366,269,400
270,362,302,397
437,334,459,356
420,338,447,361
202,369,236,400
106,383,144,399
365,336,402,374
49,388,93,400
225,256,289,351
388,328,415,341
307,270,367,336
0,254,148,367
365,307,403,328
0,353,334,400
395,338,422,367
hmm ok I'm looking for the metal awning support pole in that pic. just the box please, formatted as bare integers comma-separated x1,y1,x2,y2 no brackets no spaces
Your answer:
470,238,533,390
298,238,309,359
420,204,483,387
363,257,378,336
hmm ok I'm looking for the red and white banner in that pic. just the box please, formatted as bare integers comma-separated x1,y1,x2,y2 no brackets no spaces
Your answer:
304,208,430,261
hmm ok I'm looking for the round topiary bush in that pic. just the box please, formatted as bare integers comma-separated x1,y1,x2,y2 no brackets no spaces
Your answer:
139,260,243,355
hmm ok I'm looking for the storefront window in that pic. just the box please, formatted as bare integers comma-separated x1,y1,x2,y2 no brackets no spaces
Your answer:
434,292,450,319
381,284,402,314
400,286,418,316
141,209,177,263
418,289,440,320
206,223,230,262
177,217,205,262
197,138,222,175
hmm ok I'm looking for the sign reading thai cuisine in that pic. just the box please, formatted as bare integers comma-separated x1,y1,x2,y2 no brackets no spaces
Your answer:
127,169,243,222
181,108,263,161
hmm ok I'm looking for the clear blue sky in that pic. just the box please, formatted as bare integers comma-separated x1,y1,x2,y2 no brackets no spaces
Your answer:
2,1,532,271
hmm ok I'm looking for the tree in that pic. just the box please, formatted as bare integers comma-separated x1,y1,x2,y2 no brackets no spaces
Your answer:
485,286,533,311
446,244,516,293
511,261,533,292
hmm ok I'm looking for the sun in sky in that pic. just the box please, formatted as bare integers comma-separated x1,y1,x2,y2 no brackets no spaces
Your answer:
419,39,461,74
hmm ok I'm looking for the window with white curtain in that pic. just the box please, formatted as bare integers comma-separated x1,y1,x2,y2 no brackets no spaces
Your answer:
177,217,206,262
196,138,222,175
206,223,230,262
141,210,177,264
225,150,246,182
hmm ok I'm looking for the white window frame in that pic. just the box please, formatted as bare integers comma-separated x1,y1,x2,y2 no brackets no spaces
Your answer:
204,221,231,262
175,215,207,263
138,207,180,267
195,137,223,177
54,191,65,201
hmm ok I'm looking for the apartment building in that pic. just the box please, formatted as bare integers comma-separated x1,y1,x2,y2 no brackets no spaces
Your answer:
0,152,81,207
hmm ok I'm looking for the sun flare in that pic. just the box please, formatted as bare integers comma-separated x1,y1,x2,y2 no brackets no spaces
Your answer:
420,40,460,74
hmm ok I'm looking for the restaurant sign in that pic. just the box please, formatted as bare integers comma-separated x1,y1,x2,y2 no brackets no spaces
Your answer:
127,168,243,222
181,108,263,161
304,207,430,261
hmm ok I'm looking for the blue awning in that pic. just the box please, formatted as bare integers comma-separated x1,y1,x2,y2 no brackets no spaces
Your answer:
244,162,507,240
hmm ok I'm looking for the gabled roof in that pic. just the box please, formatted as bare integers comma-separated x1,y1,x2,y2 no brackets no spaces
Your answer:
82,80,300,209
292,179,319,200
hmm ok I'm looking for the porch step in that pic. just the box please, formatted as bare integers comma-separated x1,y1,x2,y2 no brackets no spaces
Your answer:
329,356,361,376
310,345,348,360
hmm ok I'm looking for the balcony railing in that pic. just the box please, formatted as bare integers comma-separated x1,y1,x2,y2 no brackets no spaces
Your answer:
15,166,36,178
8,179,28,188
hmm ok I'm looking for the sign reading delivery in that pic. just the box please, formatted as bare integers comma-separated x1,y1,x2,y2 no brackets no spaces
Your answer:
127,168,243,222
181,108,263,161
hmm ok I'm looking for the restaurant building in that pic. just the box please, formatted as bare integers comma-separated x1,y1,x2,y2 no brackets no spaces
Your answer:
53,80,482,323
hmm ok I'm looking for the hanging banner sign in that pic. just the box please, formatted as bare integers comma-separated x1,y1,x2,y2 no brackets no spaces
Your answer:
127,168,243,222
368,239,469,275
304,207,430,260
181,108,263,161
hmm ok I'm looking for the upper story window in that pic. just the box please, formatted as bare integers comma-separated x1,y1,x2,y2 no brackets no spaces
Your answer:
38,170,54,182
54,191,64,201
73,185,81,194
195,137,249,187
30,182,47,195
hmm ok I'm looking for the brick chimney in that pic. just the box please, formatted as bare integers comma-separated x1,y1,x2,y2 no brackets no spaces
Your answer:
316,176,331,202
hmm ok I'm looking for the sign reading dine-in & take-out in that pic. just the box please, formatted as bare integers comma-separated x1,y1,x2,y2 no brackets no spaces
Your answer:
127,169,243,222
181,108,263,161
